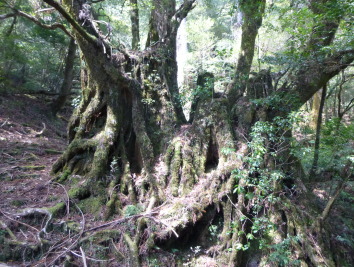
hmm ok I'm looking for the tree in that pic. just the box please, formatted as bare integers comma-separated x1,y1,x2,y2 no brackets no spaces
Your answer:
1,0,353,266
50,37,77,115
309,84,327,178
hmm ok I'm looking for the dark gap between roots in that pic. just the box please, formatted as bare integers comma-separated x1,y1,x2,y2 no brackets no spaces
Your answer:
125,131,143,174
156,204,224,252
205,135,219,172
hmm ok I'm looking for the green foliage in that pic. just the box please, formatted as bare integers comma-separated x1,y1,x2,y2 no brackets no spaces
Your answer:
123,205,142,217
147,257,160,267
231,111,305,253
183,0,236,90
0,10,71,94
267,236,301,266
292,118,354,174
109,157,119,175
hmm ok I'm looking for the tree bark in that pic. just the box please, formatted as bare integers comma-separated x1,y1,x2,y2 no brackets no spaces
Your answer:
229,0,266,103
310,90,321,129
130,0,140,50
309,84,327,178
51,37,77,115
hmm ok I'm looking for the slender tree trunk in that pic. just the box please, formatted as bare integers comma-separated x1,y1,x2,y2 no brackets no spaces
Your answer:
51,37,77,115
309,84,327,178
229,0,266,103
130,0,140,50
310,90,321,129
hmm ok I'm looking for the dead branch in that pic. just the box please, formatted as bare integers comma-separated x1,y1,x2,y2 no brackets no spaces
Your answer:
51,182,70,216
13,9,72,37
0,209,40,233
80,247,88,267
33,122,46,137
69,248,113,263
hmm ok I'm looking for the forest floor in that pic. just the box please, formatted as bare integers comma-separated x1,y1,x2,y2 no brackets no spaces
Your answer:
0,95,70,216
0,95,353,266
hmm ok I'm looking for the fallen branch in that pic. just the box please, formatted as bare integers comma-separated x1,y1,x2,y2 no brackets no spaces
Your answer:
0,209,40,233
80,246,88,267
70,248,113,263
51,182,70,216
83,202,170,233
33,122,46,137
84,213,150,233
0,118,9,128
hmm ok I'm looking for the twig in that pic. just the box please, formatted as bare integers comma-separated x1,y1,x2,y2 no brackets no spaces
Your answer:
51,182,70,216
2,152,15,159
0,210,40,232
111,239,125,259
0,118,9,127
45,202,85,266
70,249,113,262
19,229,28,240
145,215,179,238
84,213,146,233
80,247,88,267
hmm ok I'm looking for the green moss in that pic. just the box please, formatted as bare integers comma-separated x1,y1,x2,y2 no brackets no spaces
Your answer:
180,149,197,195
47,202,66,217
21,165,46,171
124,205,142,217
78,196,105,216
10,199,26,207
66,221,82,233
56,169,71,183
68,186,90,200
170,141,182,196
104,194,120,220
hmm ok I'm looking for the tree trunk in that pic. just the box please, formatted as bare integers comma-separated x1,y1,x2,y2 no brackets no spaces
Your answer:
310,90,321,129
51,37,77,115
130,0,140,50
309,84,327,178
229,0,266,103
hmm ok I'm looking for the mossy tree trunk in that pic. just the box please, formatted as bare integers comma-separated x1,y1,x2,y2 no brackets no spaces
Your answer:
229,0,266,103
129,0,140,50
309,84,327,178
42,0,354,266
51,37,77,115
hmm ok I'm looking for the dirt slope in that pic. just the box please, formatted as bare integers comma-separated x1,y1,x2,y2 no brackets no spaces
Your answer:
0,95,70,215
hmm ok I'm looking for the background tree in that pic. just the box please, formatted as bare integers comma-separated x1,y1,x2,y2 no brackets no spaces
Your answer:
0,2,74,96
50,37,77,115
